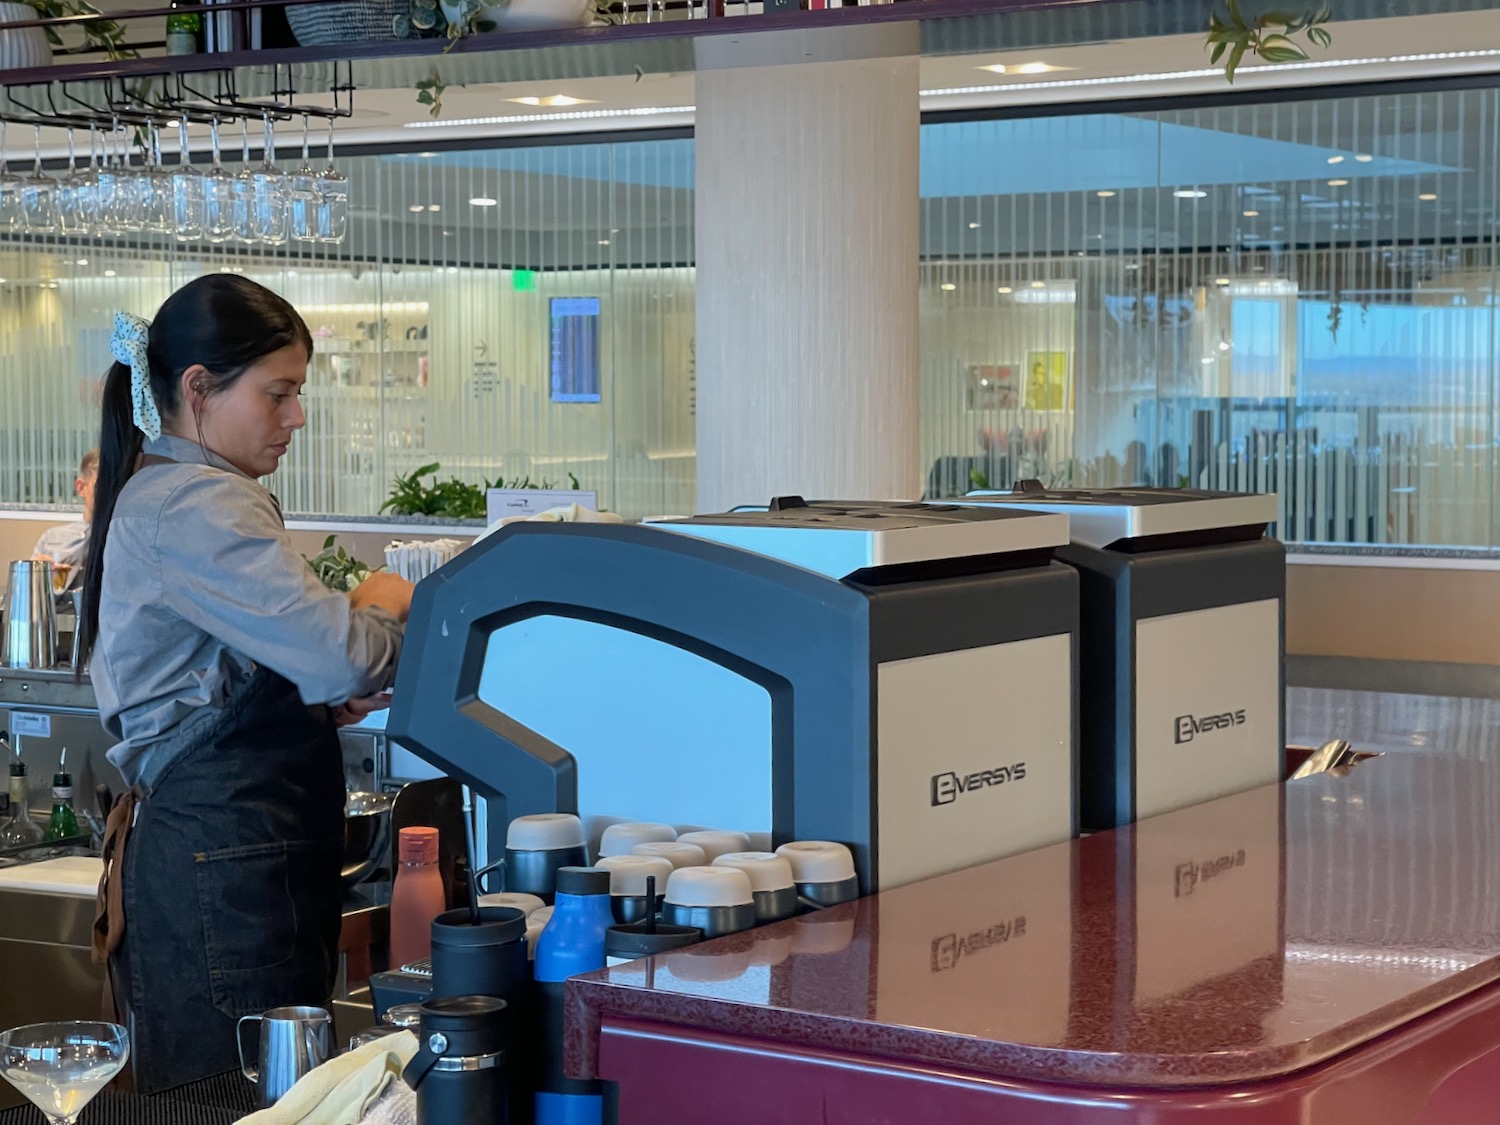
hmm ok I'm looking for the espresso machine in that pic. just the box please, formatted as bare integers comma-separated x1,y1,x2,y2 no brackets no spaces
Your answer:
385,498,1081,894
950,483,1285,830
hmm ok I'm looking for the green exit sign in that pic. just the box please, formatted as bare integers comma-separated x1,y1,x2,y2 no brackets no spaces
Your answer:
513,270,538,292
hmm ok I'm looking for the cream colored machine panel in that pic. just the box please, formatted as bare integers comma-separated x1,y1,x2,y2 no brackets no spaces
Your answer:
876,635,1074,891
1134,598,1282,822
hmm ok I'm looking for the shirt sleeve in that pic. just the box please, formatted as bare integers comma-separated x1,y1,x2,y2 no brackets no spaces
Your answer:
152,471,403,705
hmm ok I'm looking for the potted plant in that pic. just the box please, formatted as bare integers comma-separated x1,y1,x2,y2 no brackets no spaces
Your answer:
8,0,134,64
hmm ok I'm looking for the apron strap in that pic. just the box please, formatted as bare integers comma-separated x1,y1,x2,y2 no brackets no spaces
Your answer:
93,788,138,968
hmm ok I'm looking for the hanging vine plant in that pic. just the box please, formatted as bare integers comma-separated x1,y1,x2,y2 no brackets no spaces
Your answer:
1207,3,1333,84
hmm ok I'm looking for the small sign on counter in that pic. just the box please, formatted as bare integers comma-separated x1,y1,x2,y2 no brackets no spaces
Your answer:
486,489,598,525
11,712,51,738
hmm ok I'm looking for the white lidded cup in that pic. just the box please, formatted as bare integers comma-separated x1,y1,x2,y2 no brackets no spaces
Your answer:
597,854,674,924
524,906,554,960
478,892,547,918
631,841,707,870
712,851,798,924
676,830,752,864
776,841,859,909
598,821,677,858
662,866,757,939
504,814,588,902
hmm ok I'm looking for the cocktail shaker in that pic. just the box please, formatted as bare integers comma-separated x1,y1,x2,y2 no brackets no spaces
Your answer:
2,561,57,669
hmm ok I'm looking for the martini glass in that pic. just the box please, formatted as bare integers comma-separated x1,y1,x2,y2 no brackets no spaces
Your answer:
0,1021,129,1125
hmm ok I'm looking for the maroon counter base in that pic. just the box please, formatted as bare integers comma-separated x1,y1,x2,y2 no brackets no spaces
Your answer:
567,751,1500,1123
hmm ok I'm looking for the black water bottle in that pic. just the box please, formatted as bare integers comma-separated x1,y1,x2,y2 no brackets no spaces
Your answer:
403,996,509,1125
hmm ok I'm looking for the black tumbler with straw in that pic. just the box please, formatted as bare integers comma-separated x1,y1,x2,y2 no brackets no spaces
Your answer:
426,785,532,1124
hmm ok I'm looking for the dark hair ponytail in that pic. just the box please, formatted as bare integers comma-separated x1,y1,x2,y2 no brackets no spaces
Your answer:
77,275,313,675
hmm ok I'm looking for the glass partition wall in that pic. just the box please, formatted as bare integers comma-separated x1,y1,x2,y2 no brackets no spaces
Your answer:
922,89,1500,548
3,86,1500,544
0,137,695,518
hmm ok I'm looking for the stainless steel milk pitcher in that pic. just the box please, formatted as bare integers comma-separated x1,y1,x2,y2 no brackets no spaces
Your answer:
1,561,57,670
237,1005,332,1107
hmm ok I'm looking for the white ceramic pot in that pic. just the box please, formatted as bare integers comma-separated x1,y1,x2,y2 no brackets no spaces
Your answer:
440,0,593,34
0,3,53,70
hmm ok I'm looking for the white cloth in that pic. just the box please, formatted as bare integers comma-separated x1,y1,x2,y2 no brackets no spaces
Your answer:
234,1031,418,1125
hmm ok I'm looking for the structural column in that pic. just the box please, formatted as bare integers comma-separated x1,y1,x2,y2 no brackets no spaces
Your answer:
693,25,922,512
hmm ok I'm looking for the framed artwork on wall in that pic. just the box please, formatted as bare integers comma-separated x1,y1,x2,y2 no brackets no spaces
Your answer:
1025,351,1071,411
966,364,1021,410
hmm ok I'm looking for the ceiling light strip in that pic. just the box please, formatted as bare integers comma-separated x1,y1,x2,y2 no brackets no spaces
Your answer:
925,47,1500,98
405,106,697,129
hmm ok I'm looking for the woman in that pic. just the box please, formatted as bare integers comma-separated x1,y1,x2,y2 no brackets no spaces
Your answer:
78,275,415,1093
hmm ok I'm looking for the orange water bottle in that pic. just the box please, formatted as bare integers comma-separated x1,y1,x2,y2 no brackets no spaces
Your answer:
390,827,445,969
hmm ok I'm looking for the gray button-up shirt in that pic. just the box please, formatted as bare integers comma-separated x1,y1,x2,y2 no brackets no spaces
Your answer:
93,435,403,787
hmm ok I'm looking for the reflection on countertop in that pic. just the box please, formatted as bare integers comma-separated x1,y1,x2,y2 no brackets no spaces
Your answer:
568,746,1500,1092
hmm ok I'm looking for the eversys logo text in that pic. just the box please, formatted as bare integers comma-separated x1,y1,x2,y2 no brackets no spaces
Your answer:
1174,709,1247,744
931,763,1027,807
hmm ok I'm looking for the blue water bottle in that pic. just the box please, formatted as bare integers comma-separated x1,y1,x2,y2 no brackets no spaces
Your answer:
534,866,614,1125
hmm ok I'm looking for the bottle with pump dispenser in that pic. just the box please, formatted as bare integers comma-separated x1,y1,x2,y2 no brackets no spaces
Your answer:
390,826,446,970
0,734,41,850
42,748,78,843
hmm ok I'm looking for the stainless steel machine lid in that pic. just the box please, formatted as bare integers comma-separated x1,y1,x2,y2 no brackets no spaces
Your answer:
957,482,1277,550
646,496,1068,579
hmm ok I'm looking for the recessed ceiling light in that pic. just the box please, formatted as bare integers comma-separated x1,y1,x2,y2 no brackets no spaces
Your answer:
427,204,441,212
1097,190,1117,198
287,269,299,277
598,239,610,245
1030,281,1046,289
508,95,595,108
408,204,424,213
1243,209,1260,217
967,222,980,229
1355,153,1374,162
1419,192,1438,201
1218,341,1231,351
442,229,453,237
1328,179,1349,187
469,197,497,207
103,269,116,277
1215,278,1231,286
75,258,88,266
1015,61,1066,74
940,283,957,291
1327,155,1345,164
232,266,243,273
997,286,1013,294
419,151,437,158
1174,189,1208,199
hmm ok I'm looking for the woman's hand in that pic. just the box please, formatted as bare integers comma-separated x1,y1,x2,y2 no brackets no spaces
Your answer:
348,572,415,623
333,692,393,727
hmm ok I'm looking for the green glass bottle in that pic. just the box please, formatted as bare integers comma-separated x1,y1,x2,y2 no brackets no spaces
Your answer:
43,767,79,842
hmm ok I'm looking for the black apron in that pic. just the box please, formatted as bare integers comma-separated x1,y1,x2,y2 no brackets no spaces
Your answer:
111,665,344,1094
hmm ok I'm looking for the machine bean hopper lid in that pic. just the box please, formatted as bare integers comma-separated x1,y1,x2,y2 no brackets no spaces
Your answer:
961,481,1278,551
646,496,1069,579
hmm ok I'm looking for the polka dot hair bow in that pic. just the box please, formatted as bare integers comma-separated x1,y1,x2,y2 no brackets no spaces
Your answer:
109,311,160,441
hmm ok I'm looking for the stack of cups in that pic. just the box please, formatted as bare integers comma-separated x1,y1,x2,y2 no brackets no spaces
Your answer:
777,841,859,909
676,830,751,863
712,852,799,925
596,854,674,923
504,814,588,902
662,867,757,939
597,821,676,857
632,841,707,870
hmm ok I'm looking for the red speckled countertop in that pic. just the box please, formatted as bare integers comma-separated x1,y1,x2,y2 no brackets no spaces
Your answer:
566,750,1500,1087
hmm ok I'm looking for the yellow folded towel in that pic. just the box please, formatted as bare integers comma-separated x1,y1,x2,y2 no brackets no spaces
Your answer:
235,1031,419,1125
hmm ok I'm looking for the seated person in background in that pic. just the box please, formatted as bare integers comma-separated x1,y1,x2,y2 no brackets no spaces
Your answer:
32,449,99,589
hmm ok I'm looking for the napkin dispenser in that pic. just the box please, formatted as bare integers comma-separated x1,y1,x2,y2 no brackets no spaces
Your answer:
386,500,1081,893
